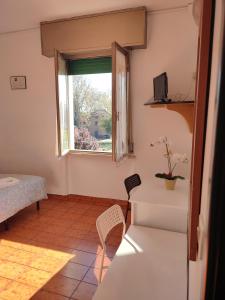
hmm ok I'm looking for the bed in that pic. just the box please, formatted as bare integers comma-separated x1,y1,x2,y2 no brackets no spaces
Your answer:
0,174,47,229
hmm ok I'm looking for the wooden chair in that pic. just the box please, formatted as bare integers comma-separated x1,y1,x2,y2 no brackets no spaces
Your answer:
96,204,126,284
124,174,141,222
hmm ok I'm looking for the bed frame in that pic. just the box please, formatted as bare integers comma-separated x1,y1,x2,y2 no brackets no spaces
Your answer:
3,201,40,231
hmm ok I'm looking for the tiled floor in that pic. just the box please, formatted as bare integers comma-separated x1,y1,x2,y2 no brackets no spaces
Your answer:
0,197,130,300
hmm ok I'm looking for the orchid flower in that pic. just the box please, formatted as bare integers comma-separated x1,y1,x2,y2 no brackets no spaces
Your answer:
150,136,188,179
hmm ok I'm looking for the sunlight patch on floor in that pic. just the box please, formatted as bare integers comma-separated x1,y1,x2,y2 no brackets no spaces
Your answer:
0,239,75,300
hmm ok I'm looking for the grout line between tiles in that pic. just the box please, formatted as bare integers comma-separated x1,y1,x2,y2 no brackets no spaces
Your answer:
0,197,130,299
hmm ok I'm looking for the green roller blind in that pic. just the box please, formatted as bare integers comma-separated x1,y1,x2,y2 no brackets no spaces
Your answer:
68,57,112,75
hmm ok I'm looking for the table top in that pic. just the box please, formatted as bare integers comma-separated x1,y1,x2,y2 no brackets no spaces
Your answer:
93,225,187,300
130,178,189,210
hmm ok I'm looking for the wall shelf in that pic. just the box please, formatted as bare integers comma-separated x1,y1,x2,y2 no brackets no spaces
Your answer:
145,101,195,133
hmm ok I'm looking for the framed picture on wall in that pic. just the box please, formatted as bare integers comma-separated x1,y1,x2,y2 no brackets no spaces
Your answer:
10,76,27,90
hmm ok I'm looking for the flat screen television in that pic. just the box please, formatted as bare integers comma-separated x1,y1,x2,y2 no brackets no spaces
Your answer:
153,72,168,101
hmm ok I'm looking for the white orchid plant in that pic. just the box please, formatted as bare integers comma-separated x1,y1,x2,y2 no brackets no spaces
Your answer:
150,136,188,181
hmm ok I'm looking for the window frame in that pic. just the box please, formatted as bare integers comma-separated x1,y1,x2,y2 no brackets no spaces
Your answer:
54,49,71,157
54,46,133,159
69,58,113,154
112,42,133,161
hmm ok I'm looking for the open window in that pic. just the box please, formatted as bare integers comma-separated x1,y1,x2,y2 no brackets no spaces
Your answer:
68,56,112,153
54,42,132,160
112,42,131,161
54,50,70,157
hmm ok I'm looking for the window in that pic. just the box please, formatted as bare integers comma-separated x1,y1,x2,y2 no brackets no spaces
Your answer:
68,57,112,152
55,42,132,161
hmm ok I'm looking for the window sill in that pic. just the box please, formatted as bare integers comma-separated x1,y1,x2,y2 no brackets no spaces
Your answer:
69,150,112,157
127,153,136,159
68,150,136,158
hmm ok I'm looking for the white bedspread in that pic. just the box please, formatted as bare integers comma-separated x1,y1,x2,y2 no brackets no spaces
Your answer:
0,174,47,223
0,177,20,189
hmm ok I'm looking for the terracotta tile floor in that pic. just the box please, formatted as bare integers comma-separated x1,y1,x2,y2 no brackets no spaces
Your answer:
0,197,130,300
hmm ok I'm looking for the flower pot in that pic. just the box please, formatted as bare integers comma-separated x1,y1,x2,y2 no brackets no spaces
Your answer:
165,179,176,190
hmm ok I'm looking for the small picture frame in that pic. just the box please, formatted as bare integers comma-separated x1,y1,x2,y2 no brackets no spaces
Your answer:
10,76,27,90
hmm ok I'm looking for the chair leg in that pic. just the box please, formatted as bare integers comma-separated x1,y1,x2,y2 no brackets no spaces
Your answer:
125,201,129,223
98,249,105,284
36,201,40,211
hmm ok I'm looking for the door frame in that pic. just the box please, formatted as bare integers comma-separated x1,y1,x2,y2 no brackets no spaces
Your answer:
189,0,215,261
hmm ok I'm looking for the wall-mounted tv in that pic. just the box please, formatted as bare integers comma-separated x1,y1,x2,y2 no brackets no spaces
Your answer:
153,72,168,101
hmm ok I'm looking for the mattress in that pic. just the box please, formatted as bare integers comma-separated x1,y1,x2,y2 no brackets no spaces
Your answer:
0,174,47,223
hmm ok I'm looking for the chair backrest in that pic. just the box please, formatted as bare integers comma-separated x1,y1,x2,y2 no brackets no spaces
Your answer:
96,204,126,250
124,173,141,199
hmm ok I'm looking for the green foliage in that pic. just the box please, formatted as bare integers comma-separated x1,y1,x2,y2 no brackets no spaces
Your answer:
155,173,185,180
100,116,112,134
72,75,111,127
98,140,112,152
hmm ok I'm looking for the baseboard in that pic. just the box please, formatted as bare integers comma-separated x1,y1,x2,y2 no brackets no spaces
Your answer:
47,193,128,208
47,194,66,201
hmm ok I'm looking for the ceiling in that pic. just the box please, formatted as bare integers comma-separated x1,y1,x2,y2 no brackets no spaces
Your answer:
0,0,191,34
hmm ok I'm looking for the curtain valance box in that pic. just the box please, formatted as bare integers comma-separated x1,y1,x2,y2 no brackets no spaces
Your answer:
40,7,147,57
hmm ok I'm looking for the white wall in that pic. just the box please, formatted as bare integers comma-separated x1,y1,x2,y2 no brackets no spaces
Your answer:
68,7,198,199
0,6,198,199
0,29,67,194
